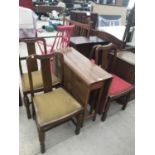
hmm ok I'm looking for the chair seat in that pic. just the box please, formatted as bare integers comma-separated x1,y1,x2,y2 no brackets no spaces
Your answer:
21,71,60,92
109,74,133,96
33,88,82,126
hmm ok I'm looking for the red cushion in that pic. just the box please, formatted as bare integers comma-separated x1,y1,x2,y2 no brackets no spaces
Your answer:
90,59,95,64
108,74,133,96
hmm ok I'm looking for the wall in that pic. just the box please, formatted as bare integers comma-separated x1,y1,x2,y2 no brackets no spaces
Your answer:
92,4,127,25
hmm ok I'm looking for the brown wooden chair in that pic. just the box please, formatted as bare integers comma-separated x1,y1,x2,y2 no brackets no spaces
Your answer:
63,18,91,37
19,38,61,119
90,43,134,121
26,52,84,153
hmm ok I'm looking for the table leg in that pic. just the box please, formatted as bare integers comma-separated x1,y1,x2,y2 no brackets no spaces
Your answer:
19,89,22,106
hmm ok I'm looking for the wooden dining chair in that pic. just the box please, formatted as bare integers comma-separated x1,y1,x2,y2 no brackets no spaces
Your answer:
26,52,84,153
37,25,75,55
90,43,134,121
19,38,61,119
63,18,91,37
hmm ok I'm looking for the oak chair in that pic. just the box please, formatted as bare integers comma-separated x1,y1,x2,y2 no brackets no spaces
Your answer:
90,43,134,121
26,52,84,153
63,18,91,37
19,38,61,119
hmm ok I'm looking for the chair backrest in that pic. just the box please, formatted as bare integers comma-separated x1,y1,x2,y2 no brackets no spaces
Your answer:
91,29,124,49
50,25,75,53
38,25,74,55
26,52,64,95
63,18,91,37
90,13,98,29
90,43,118,73
19,38,47,75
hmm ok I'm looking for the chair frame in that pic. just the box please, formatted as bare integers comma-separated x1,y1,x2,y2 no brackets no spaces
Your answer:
19,38,47,118
90,43,134,121
19,38,62,118
63,18,91,37
27,53,84,153
37,25,75,55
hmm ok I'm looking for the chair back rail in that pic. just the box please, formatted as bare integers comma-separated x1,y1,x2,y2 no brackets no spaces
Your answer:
38,25,74,54
90,43,118,73
27,52,64,95
19,38,47,73
63,18,91,37
91,29,124,49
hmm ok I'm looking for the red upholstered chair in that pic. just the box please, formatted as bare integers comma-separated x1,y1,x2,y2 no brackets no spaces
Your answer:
90,43,134,121
38,25,75,55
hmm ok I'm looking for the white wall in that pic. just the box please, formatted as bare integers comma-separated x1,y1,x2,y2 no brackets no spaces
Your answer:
93,4,127,25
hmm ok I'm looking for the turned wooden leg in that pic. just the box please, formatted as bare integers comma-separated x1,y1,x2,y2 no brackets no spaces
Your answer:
101,99,111,122
19,89,22,106
32,102,36,120
101,112,107,121
80,112,85,128
75,113,82,135
23,95,31,119
122,93,131,110
39,129,45,154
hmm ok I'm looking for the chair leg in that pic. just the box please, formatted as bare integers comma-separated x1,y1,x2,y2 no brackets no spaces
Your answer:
122,92,131,110
101,99,111,122
23,95,31,119
32,102,36,120
75,113,83,135
81,112,85,128
38,129,45,154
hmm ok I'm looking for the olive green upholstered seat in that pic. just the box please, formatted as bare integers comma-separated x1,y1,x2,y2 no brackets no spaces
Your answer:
21,71,60,92
33,88,82,126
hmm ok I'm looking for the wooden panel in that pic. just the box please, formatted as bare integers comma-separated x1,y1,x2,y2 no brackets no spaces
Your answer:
64,63,89,106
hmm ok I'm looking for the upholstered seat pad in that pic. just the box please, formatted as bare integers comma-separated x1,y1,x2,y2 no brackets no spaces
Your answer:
21,71,60,92
33,88,82,126
109,74,133,96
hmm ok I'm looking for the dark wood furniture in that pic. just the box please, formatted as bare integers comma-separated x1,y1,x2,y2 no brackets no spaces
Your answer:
69,28,124,58
91,29,124,49
19,89,22,106
111,50,135,101
27,53,84,153
19,38,47,118
34,5,65,20
90,43,134,121
70,36,108,57
63,18,91,37
55,47,112,121
19,38,61,118
70,10,98,28
34,5,64,15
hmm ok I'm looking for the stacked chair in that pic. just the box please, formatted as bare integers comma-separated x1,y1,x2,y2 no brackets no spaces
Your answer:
19,38,61,119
